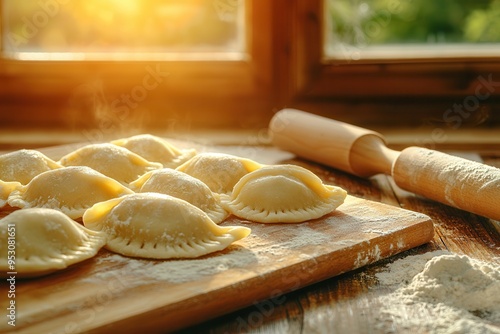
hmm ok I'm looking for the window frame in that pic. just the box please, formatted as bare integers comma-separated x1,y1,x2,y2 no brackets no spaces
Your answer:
283,0,500,127
0,0,276,130
1,0,500,131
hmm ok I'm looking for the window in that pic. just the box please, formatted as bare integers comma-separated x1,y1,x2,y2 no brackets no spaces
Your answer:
325,0,500,61
0,0,275,133
3,0,245,60
284,0,500,128
324,0,500,61
1,0,499,133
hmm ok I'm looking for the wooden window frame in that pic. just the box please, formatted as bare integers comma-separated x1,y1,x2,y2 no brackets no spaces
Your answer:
1,0,500,132
0,0,276,130
281,0,500,128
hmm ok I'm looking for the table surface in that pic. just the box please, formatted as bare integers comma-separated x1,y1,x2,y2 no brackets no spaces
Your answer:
173,150,499,334
1,134,499,334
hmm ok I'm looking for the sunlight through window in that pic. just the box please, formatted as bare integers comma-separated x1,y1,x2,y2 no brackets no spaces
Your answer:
2,0,246,60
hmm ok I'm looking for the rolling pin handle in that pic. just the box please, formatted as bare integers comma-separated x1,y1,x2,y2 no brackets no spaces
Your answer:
350,134,400,176
269,109,395,177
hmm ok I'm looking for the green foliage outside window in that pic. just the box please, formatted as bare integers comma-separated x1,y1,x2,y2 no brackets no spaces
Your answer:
327,0,500,47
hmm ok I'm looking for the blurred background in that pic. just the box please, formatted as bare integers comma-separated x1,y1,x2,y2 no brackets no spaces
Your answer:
0,0,499,148
5,0,499,54
328,0,500,47
3,0,243,54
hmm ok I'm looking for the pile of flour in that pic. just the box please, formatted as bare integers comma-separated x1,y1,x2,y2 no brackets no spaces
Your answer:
375,251,500,334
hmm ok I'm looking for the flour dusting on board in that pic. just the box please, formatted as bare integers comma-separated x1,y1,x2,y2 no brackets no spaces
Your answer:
261,225,332,258
86,247,258,284
354,244,381,267
83,224,335,284
80,195,429,286
375,252,500,334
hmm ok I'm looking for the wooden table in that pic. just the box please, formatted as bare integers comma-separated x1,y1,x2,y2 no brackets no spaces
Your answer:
171,150,499,334
1,132,499,333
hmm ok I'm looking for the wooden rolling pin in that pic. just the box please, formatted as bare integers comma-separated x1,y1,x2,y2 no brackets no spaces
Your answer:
269,108,500,221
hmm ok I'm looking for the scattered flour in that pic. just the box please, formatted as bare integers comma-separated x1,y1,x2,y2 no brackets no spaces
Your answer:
375,250,448,286
83,224,334,285
87,248,259,284
263,225,332,257
375,251,500,334
354,244,381,267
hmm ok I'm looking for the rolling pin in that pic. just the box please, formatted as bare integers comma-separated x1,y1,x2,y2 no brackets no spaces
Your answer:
269,108,500,221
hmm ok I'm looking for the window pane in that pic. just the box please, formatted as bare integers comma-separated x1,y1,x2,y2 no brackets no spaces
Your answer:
325,0,500,60
2,0,245,59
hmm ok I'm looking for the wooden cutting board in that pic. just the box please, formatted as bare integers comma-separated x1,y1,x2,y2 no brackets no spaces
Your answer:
0,142,434,334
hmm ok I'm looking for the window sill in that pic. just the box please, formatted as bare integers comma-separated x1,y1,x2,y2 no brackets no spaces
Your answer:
1,126,499,153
